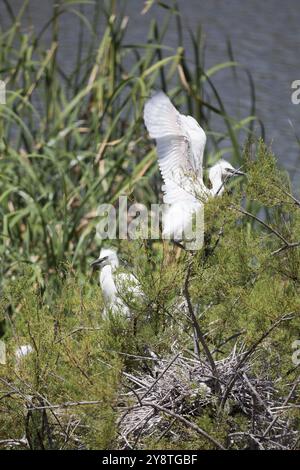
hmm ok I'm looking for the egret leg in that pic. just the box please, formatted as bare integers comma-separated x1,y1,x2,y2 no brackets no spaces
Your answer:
172,240,186,250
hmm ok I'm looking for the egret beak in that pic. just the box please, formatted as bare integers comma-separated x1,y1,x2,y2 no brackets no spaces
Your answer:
90,256,107,270
234,169,246,176
228,168,246,177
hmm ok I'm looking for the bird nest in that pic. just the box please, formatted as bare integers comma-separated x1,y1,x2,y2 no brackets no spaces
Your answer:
117,347,299,450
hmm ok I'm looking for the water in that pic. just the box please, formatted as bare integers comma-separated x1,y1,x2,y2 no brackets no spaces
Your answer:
1,0,300,187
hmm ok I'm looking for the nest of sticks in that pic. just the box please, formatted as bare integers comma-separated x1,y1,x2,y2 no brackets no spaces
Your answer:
117,346,299,450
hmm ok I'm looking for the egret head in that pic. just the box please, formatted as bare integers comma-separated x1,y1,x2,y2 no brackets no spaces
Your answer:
209,160,245,182
208,160,245,196
91,248,119,271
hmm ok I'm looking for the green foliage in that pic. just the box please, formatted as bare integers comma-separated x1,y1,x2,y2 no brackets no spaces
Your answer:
0,0,299,451
245,139,292,207
0,267,123,449
0,0,261,282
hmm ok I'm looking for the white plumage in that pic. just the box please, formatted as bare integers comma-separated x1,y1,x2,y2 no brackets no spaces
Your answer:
91,248,142,318
144,91,208,204
144,91,245,242
15,344,33,366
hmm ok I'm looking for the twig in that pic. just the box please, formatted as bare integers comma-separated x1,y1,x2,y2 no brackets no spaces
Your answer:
132,411,156,450
54,326,102,344
154,418,177,444
262,377,300,437
243,373,273,418
183,262,221,393
233,204,300,256
139,353,180,401
220,313,294,410
277,186,300,208
26,400,104,411
100,350,163,362
0,438,28,448
212,331,245,354
271,242,300,256
232,205,289,246
141,401,226,450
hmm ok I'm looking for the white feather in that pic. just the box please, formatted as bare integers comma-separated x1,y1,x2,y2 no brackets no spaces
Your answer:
143,91,244,244
97,249,143,318
144,91,207,205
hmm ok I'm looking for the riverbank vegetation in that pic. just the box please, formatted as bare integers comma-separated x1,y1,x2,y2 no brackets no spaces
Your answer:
0,1,299,450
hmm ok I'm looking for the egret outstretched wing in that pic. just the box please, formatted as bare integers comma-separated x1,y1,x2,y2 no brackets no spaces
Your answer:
144,91,207,204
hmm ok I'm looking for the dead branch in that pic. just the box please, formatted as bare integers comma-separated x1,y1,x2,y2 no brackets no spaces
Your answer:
141,401,226,450
183,262,220,393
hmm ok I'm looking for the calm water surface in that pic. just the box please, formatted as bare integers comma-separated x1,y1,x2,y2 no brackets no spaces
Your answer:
1,0,300,187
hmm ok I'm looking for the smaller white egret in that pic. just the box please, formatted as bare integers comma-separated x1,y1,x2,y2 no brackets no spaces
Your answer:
15,344,33,360
14,344,33,370
91,248,142,318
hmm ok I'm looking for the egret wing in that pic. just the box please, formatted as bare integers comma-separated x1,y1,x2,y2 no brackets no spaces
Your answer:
144,91,207,204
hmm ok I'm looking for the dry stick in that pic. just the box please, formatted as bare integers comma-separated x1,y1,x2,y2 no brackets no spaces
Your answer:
232,205,300,255
131,411,156,450
262,377,300,438
120,433,133,450
228,432,265,450
243,373,273,418
212,330,245,354
193,330,201,360
26,400,103,411
99,350,165,362
54,326,102,344
220,312,294,410
277,186,300,208
155,418,177,444
139,353,180,401
232,205,289,245
141,401,226,450
122,371,149,388
271,404,300,411
183,262,221,393
271,242,300,256
0,438,28,449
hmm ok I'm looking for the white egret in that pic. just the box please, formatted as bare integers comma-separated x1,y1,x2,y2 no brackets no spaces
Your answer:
14,344,33,370
91,248,142,318
144,91,245,242
15,344,33,360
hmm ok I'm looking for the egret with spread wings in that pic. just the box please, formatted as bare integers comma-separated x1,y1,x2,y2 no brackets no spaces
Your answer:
144,91,244,243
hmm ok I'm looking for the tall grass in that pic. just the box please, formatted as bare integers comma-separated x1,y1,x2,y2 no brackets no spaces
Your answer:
0,0,262,282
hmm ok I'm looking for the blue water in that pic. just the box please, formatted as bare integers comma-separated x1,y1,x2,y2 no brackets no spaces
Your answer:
1,0,300,187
